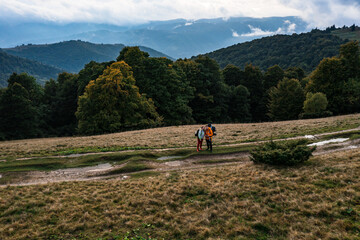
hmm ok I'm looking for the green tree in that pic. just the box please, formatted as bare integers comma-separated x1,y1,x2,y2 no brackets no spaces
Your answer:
116,46,148,85
284,67,305,81
0,82,39,139
222,64,243,86
242,64,265,121
302,92,329,117
228,85,251,122
44,72,79,136
268,78,305,121
343,78,360,113
140,58,194,125
77,61,113,97
76,61,161,135
307,57,346,114
192,56,229,123
263,65,284,90
339,41,360,79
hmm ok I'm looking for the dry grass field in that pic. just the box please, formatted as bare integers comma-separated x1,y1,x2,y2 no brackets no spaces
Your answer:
0,147,359,239
1,114,360,159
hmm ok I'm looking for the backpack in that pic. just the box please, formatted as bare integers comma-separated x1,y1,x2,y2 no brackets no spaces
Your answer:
211,126,216,136
195,129,199,137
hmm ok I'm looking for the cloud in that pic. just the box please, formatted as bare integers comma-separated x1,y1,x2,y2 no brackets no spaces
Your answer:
0,0,300,25
240,25,282,37
280,0,360,28
239,21,297,38
232,30,240,37
0,0,359,28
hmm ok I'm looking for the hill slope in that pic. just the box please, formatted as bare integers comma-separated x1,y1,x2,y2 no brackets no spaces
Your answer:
0,50,61,87
205,29,348,72
3,40,172,73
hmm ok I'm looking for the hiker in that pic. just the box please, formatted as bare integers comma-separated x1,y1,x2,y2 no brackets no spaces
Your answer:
195,126,205,152
205,123,214,152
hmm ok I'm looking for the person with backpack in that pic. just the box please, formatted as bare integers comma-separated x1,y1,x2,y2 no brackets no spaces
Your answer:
205,123,214,152
195,126,205,152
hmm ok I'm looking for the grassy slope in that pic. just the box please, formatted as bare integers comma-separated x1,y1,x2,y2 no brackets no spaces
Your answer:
1,113,360,160
0,114,360,239
0,148,359,239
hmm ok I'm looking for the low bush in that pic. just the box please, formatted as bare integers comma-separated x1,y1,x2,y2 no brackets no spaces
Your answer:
250,140,316,166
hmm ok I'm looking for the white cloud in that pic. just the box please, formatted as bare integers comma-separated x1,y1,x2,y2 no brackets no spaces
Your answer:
280,0,360,28
241,25,282,37
232,30,240,37
0,0,359,28
0,0,300,25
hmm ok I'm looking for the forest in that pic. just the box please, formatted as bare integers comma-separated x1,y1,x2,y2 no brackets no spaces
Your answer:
205,28,348,72
0,40,359,140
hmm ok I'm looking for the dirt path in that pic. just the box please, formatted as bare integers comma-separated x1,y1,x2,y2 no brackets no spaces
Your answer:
2,136,360,187
13,126,360,161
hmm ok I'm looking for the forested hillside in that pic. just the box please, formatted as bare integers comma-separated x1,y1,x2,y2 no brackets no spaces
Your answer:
0,50,61,87
205,29,348,72
3,40,172,73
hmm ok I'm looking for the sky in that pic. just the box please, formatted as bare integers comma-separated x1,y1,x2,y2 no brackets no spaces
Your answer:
0,0,360,28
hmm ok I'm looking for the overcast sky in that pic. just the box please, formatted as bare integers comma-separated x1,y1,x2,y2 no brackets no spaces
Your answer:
0,0,359,28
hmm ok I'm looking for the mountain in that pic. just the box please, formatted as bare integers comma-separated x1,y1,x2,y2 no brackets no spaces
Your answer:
0,17,308,58
204,29,348,73
3,40,173,73
0,50,61,88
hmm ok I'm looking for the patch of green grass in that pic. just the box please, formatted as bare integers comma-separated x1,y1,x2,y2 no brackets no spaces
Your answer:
195,158,246,164
130,171,160,179
318,130,360,141
105,163,153,175
313,179,346,189
56,146,151,155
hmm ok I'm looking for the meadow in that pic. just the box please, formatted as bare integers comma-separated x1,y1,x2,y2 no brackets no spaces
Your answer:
1,113,360,159
0,114,360,239
0,147,359,239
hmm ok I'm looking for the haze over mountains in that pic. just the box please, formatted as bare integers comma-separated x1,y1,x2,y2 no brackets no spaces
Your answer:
0,16,307,58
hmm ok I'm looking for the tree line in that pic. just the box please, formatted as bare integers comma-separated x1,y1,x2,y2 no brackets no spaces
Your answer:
0,41,359,140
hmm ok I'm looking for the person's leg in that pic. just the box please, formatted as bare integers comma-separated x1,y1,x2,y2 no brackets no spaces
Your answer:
206,139,210,150
209,138,212,152
200,139,203,150
197,138,200,151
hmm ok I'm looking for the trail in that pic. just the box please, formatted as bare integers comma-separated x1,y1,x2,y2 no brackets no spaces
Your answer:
2,135,360,187
13,126,360,161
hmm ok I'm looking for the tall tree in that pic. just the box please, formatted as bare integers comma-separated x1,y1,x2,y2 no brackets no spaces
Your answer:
242,64,265,121
263,65,284,90
339,41,360,79
76,61,161,135
141,57,194,125
77,61,113,97
44,72,79,136
268,78,305,121
222,64,243,87
192,55,229,123
0,73,44,139
228,85,251,122
307,57,346,114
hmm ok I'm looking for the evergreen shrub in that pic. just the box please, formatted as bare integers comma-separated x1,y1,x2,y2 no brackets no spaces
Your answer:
250,140,316,166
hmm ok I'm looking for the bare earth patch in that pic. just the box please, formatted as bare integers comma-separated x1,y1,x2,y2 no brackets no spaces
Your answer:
3,138,360,186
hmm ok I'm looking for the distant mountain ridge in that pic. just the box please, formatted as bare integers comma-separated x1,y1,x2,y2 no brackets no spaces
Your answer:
3,40,172,73
0,16,308,58
0,50,61,88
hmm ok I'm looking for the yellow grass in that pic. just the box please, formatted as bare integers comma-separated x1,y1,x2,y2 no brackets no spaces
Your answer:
0,147,359,239
1,114,360,159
